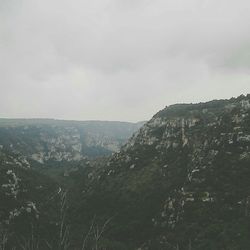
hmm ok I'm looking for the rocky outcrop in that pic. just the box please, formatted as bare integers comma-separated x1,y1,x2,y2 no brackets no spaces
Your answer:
0,120,143,168
81,94,250,250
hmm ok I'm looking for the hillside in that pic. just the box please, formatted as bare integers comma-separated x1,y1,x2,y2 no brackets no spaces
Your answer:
0,119,143,249
1,95,250,249
74,94,250,250
0,119,143,168
0,160,60,249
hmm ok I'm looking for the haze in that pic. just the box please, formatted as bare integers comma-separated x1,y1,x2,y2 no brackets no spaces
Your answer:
1,0,250,122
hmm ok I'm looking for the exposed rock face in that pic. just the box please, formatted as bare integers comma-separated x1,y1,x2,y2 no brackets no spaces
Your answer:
1,95,250,249
0,120,143,167
82,95,250,250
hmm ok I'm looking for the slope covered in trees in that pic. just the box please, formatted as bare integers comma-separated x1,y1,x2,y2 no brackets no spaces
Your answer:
72,95,250,249
1,95,250,249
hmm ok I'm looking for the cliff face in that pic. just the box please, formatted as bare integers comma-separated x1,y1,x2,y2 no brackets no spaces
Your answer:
81,95,250,250
0,120,143,168
1,95,250,249
0,120,144,249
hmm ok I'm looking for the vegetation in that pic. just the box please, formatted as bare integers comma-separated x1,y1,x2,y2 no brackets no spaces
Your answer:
1,95,250,249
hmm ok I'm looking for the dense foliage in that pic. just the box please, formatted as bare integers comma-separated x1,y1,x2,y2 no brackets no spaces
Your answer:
1,95,250,249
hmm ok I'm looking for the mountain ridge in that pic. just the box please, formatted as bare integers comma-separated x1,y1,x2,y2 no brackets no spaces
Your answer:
0,120,144,168
75,94,250,249
1,95,250,249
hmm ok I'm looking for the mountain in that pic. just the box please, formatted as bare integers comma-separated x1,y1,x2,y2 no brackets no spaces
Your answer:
73,94,250,249
0,119,143,167
0,119,144,249
1,95,250,249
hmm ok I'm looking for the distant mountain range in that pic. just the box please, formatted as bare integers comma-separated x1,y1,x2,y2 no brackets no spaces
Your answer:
0,119,144,167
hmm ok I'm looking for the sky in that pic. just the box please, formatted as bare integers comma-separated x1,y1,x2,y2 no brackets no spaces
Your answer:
0,0,250,122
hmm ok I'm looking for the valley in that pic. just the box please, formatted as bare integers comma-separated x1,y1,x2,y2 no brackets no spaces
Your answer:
1,95,250,249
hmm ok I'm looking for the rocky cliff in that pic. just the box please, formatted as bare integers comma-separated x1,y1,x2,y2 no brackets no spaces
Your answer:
0,119,143,168
78,94,250,250
1,95,250,249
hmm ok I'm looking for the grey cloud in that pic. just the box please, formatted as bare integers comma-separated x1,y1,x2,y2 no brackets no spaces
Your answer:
0,0,250,121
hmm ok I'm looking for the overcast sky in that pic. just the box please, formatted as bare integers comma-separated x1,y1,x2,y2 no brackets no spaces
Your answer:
1,0,250,122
